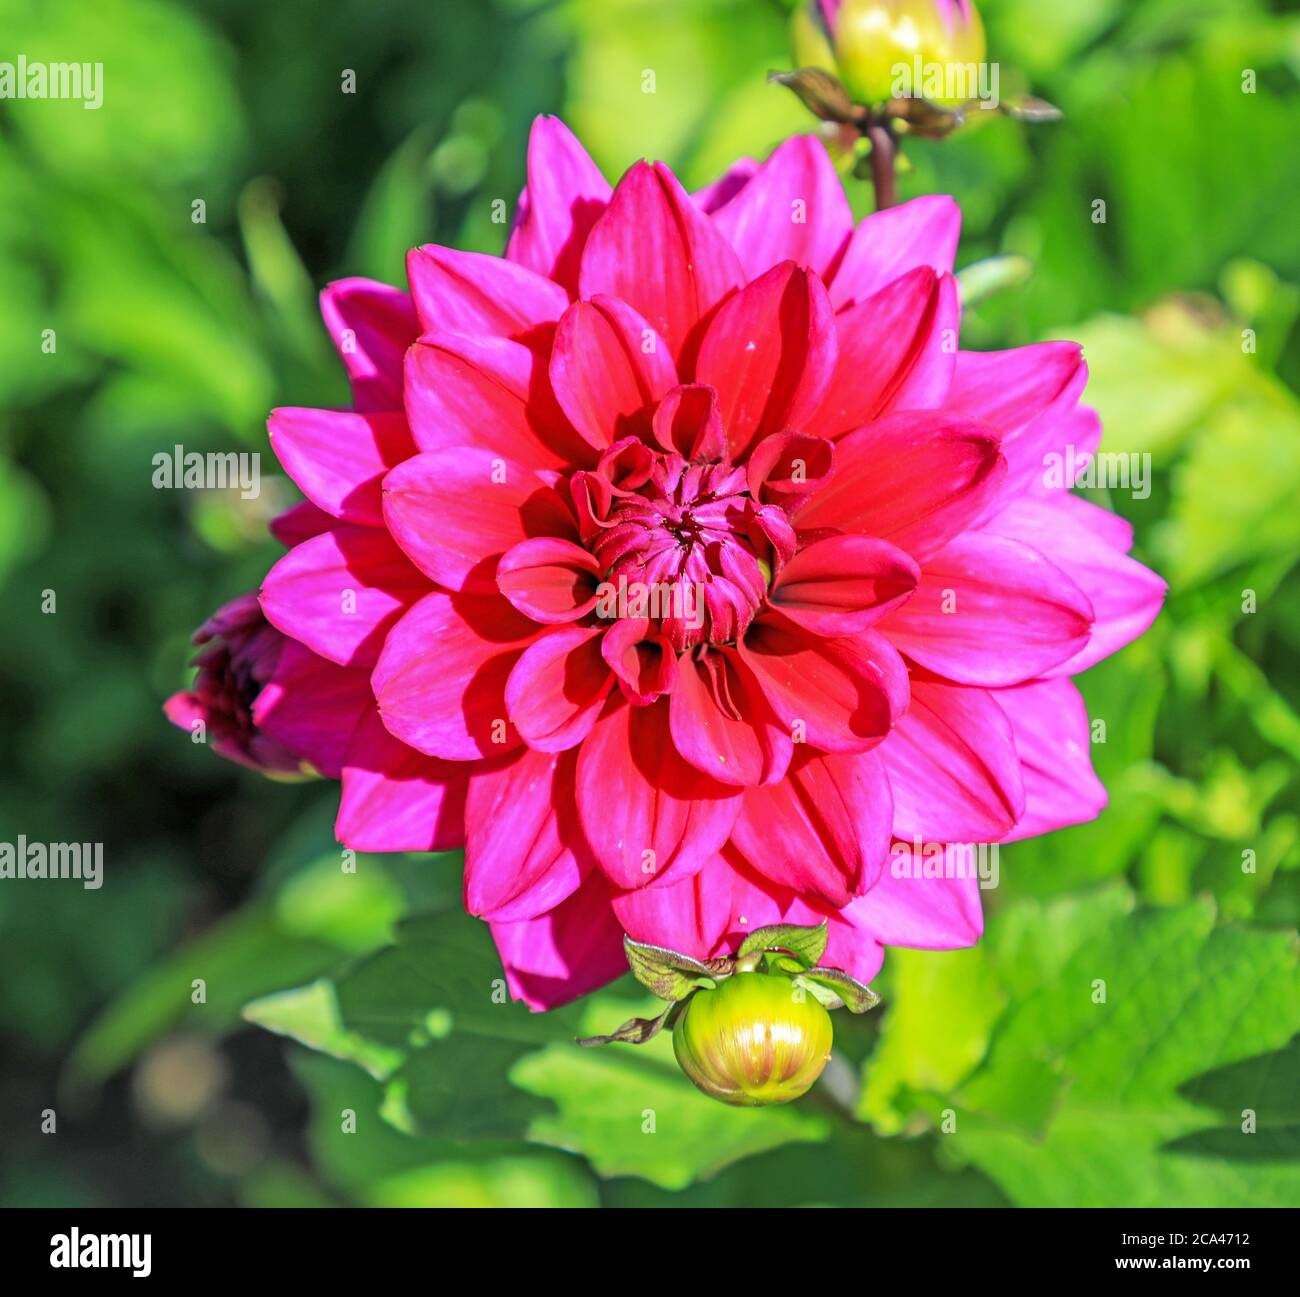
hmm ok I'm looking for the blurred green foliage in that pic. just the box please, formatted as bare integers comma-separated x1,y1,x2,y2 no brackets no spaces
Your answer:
1,0,1297,1206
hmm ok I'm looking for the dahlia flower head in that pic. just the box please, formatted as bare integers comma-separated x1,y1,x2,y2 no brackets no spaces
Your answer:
203,118,1166,1009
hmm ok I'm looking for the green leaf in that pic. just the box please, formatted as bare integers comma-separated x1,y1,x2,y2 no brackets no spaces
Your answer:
866,886,1300,1205
623,936,716,1001
243,979,403,1080
799,968,881,1014
511,1023,829,1191
738,921,828,968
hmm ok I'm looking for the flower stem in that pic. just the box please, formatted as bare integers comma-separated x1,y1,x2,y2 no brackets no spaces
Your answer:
866,121,898,210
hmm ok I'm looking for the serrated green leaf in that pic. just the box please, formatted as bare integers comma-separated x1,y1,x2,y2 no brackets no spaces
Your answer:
738,922,828,968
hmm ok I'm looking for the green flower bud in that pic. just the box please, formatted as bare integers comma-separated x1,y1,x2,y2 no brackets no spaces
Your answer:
672,971,833,1107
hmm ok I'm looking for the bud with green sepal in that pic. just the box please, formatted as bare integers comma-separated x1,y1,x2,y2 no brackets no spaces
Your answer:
775,1,1060,209
577,922,880,1106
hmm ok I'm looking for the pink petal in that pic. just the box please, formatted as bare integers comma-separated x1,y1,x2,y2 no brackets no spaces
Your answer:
335,709,469,851
794,411,1005,561
812,267,958,437
496,536,600,624
405,244,569,345
505,625,614,752
489,870,627,1010
693,158,759,213
768,534,920,637
746,431,835,509
693,261,837,461
269,500,335,547
319,277,417,412
739,617,909,753
505,115,611,295
371,590,539,760
251,641,374,779
578,160,743,356
601,617,677,705
548,295,677,449
465,746,591,922
259,525,430,668
830,194,961,309
730,747,892,907
650,384,727,461
841,849,984,950
981,494,1166,675
268,407,413,526
669,646,793,787
710,135,853,279
881,530,1094,686
404,333,591,472
945,343,1087,498
575,698,741,890
995,677,1107,841
381,448,577,593
880,678,1025,842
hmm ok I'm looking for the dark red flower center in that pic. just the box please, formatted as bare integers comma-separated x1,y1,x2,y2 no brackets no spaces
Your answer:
590,453,772,651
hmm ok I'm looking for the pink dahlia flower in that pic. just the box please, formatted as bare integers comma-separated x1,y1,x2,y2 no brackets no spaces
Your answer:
225,118,1162,1008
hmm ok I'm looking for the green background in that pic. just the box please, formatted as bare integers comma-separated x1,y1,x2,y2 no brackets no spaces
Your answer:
1,0,1298,1207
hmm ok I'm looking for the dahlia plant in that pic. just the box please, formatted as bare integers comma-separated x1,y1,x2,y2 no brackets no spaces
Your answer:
168,115,1163,1103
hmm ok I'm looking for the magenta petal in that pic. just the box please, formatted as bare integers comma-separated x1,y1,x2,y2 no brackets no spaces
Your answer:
578,160,743,356
710,134,852,280
881,530,1094,686
404,333,590,472
730,748,891,907
382,448,577,593
841,850,984,950
405,244,569,345
269,500,335,547
693,158,759,213
576,699,741,890
496,536,600,624
813,267,957,437
251,641,374,779
669,646,792,787
694,261,837,461
488,870,627,1010
995,677,1107,841
795,411,1005,561
830,194,961,309
650,384,727,461
269,407,413,526
549,295,678,449
981,494,1167,675
881,678,1025,842
768,533,920,637
371,590,538,760
319,277,417,412
336,709,469,851
601,618,677,705
945,343,1087,498
505,625,614,752
506,115,611,295
259,525,430,668
610,853,752,960
739,616,908,753
465,746,591,922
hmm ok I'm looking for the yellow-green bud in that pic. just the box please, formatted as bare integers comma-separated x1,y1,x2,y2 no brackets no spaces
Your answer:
672,971,833,1107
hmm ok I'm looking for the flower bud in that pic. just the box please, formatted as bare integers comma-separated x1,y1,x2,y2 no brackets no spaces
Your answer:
792,0,987,107
672,971,833,1106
